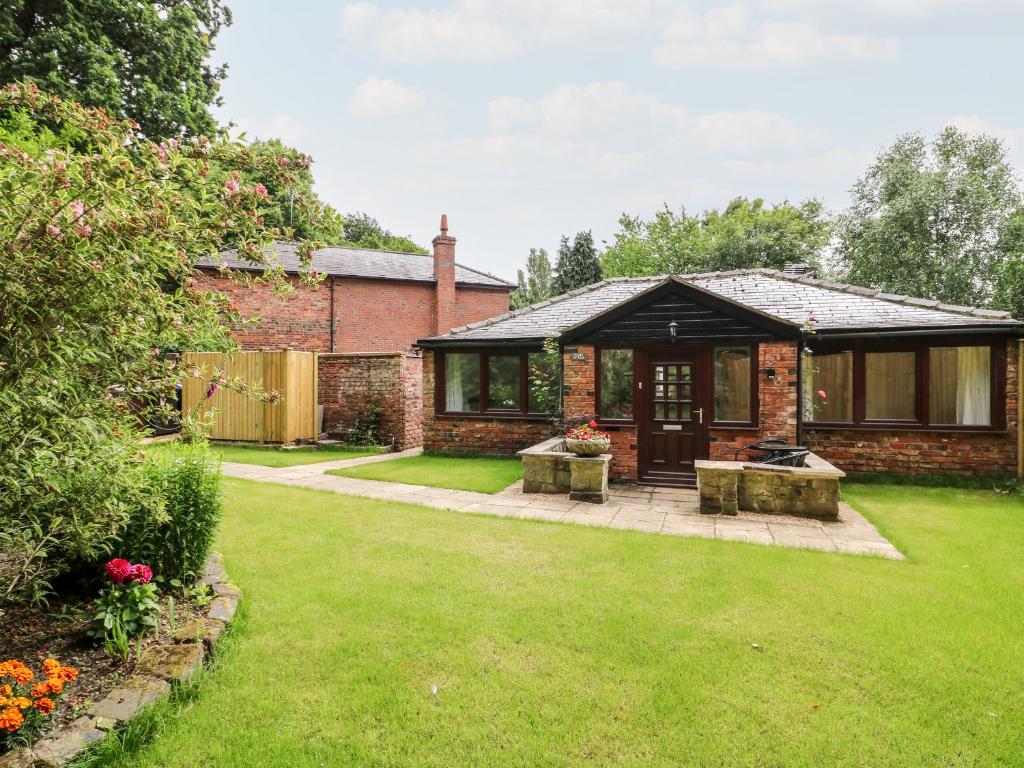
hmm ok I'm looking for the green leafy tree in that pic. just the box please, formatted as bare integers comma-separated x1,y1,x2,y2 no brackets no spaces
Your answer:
511,247,553,309
342,211,427,253
835,127,1024,309
0,82,322,604
231,138,343,243
552,231,602,294
0,0,232,138
602,198,828,278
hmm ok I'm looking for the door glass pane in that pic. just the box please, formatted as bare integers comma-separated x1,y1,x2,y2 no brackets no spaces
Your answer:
655,366,665,381
680,365,691,381
527,351,559,413
679,403,691,419
929,346,991,425
599,349,634,419
666,383,677,400
655,383,665,397
654,403,665,419
487,355,521,410
802,350,853,422
445,353,480,412
865,351,916,420
666,403,677,420
714,347,751,422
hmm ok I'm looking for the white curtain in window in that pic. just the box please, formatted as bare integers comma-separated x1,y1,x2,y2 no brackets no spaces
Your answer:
445,354,465,411
957,346,990,425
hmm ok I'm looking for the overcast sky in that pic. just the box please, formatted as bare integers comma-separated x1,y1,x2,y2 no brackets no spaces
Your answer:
213,0,1024,280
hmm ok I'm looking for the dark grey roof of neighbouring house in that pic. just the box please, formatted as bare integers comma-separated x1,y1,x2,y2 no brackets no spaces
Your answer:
419,268,1022,344
199,241,512,288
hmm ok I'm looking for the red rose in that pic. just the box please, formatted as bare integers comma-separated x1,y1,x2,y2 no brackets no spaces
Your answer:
589,420,598,429
104,558,132,584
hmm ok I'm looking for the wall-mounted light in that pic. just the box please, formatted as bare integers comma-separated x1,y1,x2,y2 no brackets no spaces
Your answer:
668,320,678,341
764,368,776,380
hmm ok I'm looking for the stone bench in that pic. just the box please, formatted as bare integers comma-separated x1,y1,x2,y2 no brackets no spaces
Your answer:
695,453,845,521
518,437,611,504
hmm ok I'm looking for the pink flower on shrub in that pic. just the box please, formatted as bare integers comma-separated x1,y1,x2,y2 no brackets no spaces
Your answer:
69,200,85,218
104,558,133,584
252,182,269,199
205,382,218,399
74,223,92,238
817,389,827,399
130,564,153,584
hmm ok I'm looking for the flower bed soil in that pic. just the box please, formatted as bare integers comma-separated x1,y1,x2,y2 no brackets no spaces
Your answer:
0,589,207,755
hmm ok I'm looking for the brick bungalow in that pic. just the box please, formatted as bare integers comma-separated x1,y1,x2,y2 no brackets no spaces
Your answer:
195,217,512,447
417,270,1024,485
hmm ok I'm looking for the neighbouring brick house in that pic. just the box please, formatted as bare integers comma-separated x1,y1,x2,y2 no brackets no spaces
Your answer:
418,270,1024,486
195,217,512,447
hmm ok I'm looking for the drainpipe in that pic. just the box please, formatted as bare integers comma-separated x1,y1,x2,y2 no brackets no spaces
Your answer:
329,275,335,353
795,333,804,446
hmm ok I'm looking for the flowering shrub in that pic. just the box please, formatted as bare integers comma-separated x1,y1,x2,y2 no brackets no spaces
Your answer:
0,83,328,605
90,559,161,647
0,658,77,748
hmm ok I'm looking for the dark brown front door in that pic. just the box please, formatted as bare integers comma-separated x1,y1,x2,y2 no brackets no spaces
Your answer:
638,350,709,487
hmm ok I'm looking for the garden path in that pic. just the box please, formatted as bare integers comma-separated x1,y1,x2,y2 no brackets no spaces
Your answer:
219,454,903,559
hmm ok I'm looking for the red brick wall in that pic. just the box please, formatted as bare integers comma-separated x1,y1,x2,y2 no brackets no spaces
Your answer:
318,352,422,449
194,268,510,353
421,351,552,454
192,271,330,352
803,339,1019,476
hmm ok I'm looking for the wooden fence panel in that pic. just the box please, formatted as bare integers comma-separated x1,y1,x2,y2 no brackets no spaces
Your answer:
180,350,317,443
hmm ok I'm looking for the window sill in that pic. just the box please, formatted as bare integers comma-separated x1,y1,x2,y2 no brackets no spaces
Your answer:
710,424,759,431
804,423,1006,435
436,412,552,422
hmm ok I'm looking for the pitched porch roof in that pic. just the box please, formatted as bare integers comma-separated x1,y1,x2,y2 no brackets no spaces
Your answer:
417,268,1022,345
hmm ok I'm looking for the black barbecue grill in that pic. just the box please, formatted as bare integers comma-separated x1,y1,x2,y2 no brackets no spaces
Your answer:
734,439,811,467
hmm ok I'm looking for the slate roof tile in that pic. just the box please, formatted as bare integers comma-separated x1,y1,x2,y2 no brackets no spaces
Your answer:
421,268,1019,343
200,241,511,288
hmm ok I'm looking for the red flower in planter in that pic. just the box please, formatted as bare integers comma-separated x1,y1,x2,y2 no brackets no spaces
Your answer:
104,558,133,584
589,420,598,428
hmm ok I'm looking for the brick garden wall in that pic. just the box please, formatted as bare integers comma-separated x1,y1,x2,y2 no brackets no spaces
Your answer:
318,353,423,449
803,339,1019,476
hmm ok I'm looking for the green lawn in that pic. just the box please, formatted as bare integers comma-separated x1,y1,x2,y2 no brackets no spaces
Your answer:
145,440,384,467
328,452,523,493
95,480,1024,767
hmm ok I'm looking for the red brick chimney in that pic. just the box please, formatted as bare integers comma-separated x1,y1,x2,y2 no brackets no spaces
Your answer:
433,214,456,335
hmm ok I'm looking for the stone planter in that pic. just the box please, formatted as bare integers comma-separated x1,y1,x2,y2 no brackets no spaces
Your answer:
518,437,611,503
564,436,611,456
695,453,845,520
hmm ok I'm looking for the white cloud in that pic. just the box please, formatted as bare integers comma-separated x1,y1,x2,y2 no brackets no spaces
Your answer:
341,0,661,62
655,5,898,69
348,77,425,118
688,109,821,151
488,82,688,137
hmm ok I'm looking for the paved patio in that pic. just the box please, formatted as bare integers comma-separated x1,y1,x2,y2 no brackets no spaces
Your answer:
220,452,903,559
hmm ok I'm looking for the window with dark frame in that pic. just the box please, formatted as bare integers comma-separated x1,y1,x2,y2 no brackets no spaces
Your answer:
598,348,634,420
713,346,753,423
438,350,554,416
802,340,1002,429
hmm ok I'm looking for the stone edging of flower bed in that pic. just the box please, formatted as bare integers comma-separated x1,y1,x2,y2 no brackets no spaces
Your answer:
0,553,241,768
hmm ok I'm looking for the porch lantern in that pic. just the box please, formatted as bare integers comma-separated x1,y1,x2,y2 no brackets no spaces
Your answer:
668,320,678,340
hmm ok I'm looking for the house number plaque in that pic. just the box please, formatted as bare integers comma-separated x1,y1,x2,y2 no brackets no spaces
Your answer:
569,352,587,361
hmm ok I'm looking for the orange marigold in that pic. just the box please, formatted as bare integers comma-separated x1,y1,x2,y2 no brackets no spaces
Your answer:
41,659,61,676
33,697,56,716
44,678,63,695
0,684,10,696
0,706,24,733
7,665,33,685
57,665,78,682
31,682,50,698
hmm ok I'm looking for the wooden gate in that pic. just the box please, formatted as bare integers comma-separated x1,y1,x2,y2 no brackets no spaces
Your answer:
181,350,318,443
